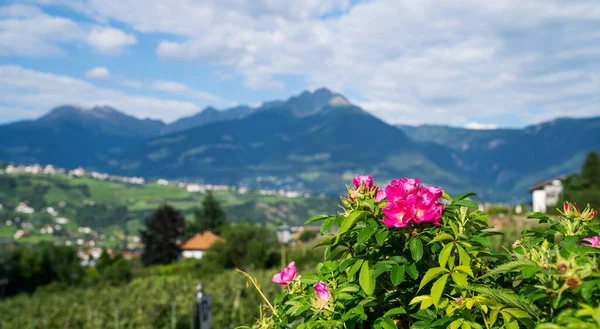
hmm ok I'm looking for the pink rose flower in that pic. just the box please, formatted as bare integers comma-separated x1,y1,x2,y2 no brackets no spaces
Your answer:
353,175,373,189
271,261,297,286
581,236,600,247
382,201,412,228
418,186,443,207
382,177,444,227
314,281,331,301
374,187,387,202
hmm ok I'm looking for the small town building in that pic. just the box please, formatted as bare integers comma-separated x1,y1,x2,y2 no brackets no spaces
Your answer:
528,177,563,213
180,231,223,260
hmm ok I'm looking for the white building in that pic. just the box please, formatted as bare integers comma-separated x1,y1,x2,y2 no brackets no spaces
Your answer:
529,178,563,213
15,202,34,214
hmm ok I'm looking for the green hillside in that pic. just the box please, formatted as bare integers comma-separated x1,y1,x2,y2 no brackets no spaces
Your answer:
0,173,338,247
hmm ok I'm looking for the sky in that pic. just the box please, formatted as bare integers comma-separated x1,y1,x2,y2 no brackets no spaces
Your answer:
1,0,600,128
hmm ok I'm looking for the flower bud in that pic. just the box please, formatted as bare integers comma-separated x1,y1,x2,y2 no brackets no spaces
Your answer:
566,275,580,290
557,261,567,274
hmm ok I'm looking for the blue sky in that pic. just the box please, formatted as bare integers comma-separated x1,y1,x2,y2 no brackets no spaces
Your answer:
1,0,599,128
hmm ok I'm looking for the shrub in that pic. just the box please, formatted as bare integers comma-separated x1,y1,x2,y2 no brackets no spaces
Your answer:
239,175,600,329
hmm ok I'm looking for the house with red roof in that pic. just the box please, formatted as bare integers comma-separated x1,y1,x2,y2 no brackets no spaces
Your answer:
180,231,223,260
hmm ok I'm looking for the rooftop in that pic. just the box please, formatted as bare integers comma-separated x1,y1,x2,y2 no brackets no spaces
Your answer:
180,231,223,251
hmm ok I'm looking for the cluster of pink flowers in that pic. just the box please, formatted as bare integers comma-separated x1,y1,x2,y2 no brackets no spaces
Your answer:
272,262,330,301
381,177,444,227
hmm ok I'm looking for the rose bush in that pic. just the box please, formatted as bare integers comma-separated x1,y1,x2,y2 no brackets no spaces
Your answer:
238,175,600,329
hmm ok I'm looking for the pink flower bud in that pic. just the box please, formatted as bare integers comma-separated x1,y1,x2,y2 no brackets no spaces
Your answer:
271,261,296,286
352,175,373,189
564,202,570,214
313,281,331,301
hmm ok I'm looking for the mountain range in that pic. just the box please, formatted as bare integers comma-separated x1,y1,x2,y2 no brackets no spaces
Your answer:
1,88,598,202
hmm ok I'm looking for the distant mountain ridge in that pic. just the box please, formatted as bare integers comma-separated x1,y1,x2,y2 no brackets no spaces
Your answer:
0,88,598,202
161,87,349,134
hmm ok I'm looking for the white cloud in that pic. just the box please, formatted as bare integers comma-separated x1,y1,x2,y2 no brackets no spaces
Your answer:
0,4,137,56
0,3,83,56
0,65,199,122
85,66,110,79
86,27,137,54
464,122,498,130
7,0,600,125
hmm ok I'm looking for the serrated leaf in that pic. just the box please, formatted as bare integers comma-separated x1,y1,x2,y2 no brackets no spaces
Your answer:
430,274,449,307
438,243,454,268
357,226,377,244
305,214,332,224
359,262,375,296
410,237,424,262
300,274,320,285
337,211,369,236
320,216,336,235
419,267,448,290
391,265,405,286
405,262,419,280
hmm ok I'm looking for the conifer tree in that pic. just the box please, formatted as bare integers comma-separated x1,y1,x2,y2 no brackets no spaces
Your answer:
141,204,185,266
189,191,227,236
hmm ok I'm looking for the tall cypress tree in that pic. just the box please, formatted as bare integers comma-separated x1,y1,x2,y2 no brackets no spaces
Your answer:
188,191,227,236
141,204,185,266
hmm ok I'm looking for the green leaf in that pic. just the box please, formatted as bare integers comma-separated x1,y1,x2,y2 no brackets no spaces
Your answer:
438,243,454,268
410,237,424,262
449,319,464,329
391,265,405,286
454,265,474,277
429,233,454,244
378,317,397,329
456,244,471,267
320,216,336,235
375,230,389,245
359,262,375,296
337,211,369,236
478,260,537,279
384,307,407,317
430,274,449,307
453,199,478,209
451,271,468,286
313,236,334,248
357,226,377,244
405,262,419,280
419,267,449,290
305,214,332,224
502,308,531,320
522,265,540,279
455,192,477,200
347,259,364,281
300,274,319,285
